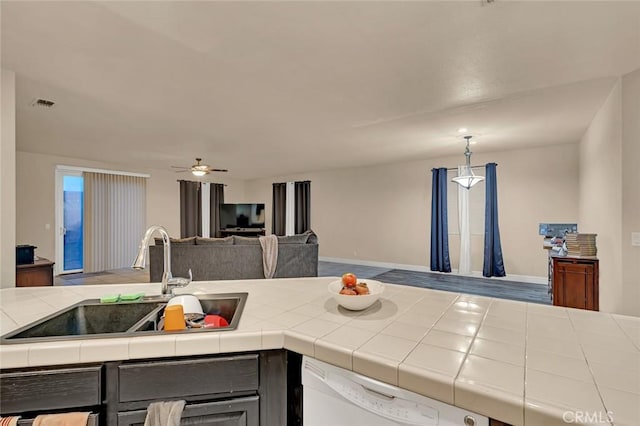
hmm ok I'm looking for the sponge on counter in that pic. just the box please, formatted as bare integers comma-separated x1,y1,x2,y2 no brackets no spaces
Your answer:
100,294,120,303
120,292,145,301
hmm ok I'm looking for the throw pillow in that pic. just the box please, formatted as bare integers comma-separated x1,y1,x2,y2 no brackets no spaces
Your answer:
196,236,234,245
277,234,310,244
233,236,261,245
154,237,196,245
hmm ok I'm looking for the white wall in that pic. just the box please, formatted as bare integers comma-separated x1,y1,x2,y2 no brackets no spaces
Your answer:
0,69,16,288
579,81,623,314
15,151,246,268
245,143,579,279
578,68,640,316
621,69,640,316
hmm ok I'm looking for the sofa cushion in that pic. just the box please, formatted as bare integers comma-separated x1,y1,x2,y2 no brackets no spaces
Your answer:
196,236,234,245
154,237,196,245
277,234,310,244
233,236,261,245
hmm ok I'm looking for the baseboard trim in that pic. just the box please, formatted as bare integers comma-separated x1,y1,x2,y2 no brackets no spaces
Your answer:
319,256,547,285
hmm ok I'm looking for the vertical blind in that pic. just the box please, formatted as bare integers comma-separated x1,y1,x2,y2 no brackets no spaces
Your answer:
83,172,146,273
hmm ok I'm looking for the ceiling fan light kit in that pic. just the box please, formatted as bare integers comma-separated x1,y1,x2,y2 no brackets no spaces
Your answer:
171,158,228,176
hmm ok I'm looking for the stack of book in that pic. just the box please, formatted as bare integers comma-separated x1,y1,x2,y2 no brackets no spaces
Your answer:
565,233,597,256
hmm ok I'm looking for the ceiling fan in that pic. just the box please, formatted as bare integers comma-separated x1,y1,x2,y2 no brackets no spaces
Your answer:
171,158,228,177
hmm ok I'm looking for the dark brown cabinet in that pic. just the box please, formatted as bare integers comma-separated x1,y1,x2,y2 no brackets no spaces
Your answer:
552,256,599,311
16,258,54,287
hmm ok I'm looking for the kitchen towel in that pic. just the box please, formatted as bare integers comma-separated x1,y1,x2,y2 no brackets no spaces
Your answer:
258,234,278,279
0,416,21,426
144,400,186,426
32,412,90,426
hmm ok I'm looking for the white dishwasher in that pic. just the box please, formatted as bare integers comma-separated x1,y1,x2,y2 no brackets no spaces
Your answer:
302,356,488,426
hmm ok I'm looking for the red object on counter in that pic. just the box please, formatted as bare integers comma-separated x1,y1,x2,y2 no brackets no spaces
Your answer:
204,315,229,327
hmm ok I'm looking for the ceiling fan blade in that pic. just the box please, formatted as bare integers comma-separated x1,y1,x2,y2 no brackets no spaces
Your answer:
174,170,189,173
210,168,228,172
171,166,190,169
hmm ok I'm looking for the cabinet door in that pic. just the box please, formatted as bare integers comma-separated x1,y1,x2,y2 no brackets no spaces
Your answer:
554,261,595,310
117,396,259,426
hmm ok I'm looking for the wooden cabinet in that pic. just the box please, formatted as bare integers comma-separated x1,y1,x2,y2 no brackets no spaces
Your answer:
1,350,293,426
0,365,102,423
552,256,599,311
16,258,54,287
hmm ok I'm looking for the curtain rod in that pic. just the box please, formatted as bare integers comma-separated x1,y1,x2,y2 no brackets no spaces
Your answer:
431,163,499,172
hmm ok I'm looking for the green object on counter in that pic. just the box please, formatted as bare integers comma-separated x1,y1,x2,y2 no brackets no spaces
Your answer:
100,294,120,303
120,292,145,301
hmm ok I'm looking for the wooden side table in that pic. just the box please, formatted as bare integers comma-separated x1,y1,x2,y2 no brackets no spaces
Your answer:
16,258,55,287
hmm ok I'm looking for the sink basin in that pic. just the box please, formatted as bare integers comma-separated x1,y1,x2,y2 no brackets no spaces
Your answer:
1,293,248,344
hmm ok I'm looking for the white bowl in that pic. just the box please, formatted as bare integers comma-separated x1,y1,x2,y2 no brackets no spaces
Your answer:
167,295,204,316
328,279,384,311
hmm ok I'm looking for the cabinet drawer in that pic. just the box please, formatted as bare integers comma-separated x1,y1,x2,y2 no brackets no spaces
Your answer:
118,355,259,402
117,396,259,426
17,413,99,426
0,366,102,414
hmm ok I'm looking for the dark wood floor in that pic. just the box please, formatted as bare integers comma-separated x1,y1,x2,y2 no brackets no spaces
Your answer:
371,269,551,305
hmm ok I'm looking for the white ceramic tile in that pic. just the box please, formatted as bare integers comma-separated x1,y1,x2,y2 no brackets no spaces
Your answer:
598,386,640,426
261,329,285,349
248,304,285,320
219,331,262,353
356,334,417,362
525,399,608,426
576,330,637,352
469,337,525,366
348,317,397,333
352,351,399,386
442,309,484,324
394,310,442,328
174,333,220,356
452,299,491,313
527,314,577,339
455,379,524,426
314,339,353,370
129,335,176,359
29,341,81,366
527,303,568,318
589,362,640,394
269,311,314,328
289,303,328,318
0,345,29,369
476,325,525,347
0,311,18,334
284,330,316,357
526,333,584,359
289,318,342,339
318,325,377,350
380,321,431,341
433,318,479,337
581,343,640,366
81,338,131,362
420,329,473,353
526,369,602,410
488,299,527,314
526,348,592,382
482,312,527,332
398,363,455,404
457,355,524,395
402,344,465,376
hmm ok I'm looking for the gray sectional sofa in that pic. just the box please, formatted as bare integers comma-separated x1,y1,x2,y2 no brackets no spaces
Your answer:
149,231,318,282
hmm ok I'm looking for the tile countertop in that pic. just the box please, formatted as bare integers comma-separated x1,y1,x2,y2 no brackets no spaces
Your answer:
1,277,639,426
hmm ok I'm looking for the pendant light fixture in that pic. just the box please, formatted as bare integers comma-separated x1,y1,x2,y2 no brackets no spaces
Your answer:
452,136,485,189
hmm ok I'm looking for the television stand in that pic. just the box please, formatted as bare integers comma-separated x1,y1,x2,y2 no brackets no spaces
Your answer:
220,228,266,237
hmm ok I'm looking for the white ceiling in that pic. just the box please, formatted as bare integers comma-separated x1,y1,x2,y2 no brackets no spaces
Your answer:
2,1,639,179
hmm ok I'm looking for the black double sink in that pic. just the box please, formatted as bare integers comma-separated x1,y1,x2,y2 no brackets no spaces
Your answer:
1,293,248,344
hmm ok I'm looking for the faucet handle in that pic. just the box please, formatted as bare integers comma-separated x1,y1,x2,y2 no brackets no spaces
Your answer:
167,269,192,287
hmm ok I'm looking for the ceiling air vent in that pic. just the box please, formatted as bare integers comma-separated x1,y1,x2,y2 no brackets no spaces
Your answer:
30,98,56,108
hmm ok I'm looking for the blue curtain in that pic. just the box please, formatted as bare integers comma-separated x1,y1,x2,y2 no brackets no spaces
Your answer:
483,163,506,277
430,168,451,272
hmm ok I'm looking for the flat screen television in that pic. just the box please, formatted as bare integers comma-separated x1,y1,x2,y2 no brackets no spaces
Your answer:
220,203,265,229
